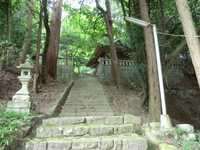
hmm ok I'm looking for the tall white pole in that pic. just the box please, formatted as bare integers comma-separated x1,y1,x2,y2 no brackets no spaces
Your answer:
152,24,167,115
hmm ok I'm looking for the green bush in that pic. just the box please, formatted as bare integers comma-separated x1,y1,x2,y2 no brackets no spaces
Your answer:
0,110,30,147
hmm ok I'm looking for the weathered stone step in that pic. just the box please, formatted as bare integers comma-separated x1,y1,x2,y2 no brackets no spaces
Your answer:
67,96,108,100
59,112,115,117
62,105,113,110
42,115,141,126
61,108,114,113
66,98,108,101
64,101,110,105
26,134,147,150
36,123,137,138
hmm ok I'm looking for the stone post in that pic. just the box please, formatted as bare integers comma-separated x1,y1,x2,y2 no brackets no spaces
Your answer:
7,59,34,113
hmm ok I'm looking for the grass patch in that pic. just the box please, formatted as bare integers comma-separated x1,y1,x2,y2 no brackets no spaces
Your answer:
0,110,31,147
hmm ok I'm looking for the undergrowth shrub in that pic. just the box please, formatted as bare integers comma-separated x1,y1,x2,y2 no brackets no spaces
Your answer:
0,110,30,147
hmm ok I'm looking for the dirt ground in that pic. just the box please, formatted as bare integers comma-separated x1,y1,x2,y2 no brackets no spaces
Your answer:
0,69,200,130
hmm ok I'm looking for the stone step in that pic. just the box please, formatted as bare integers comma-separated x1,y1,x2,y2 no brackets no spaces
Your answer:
67,96,108,100
62,105,113,110
36,124,137,138
26,134,148,150
61,108,114,113
63,102,110,106
42,115,141,126
59,112,115,117
64,100,110,104
66,98,109,102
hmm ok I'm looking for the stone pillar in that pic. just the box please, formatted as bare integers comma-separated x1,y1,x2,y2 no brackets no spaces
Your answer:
7,59,34,113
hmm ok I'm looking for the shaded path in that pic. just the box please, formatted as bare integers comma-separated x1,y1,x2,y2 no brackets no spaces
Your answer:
59,75,115,117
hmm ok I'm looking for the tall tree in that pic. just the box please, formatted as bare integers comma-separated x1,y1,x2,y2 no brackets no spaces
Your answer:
174,0,200,89
20,0,33,64
95,0,124,89
41,0,51,83
33,1,43,93
139,0,161,122
47,0,63,79
120,0,148,104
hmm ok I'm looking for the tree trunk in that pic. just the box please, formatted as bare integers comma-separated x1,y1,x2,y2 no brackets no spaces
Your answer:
41,0,51,83
174,0,200,89
139,0,161,122
46,0,63,79
95,0,124,89
6,0,12,66
120,0,148,102
20,0,33,64
159,0,166,61
33,2,43,93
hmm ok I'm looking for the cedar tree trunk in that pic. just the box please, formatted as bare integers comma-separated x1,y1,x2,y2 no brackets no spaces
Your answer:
47,0,63,79
95,0,124,89
175,0,200,89
139,0,161,122
41,0,50,83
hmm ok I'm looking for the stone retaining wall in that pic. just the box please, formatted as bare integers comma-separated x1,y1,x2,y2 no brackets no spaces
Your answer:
97,59,184,87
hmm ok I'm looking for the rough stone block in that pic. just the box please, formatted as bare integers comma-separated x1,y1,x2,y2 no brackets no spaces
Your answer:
112,138,122,150
90,126,114,136
149,122,161,129
176,124,194,133
158,143,178,150
47,140,72,150
59,113,76,117
114,124,134,134
12,94,31,102
7,101,31,108
122,135,147,150
64,126,89,136
92,112,115,116
43,117,85,125
86,116,123,125
124,114,141,125
36,126,63,138
26,140,47,150
72,138,99,149
100,139,114,149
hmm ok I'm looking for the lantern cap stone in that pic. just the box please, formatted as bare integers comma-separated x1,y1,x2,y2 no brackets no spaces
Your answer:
17,59,34,69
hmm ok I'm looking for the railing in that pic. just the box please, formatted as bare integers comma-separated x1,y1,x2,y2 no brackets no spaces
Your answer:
99,58,184,69
101,58,134,66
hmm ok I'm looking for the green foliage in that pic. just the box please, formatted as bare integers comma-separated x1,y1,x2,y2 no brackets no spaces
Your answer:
0,110,30,147
61,3,108,72
163,129,200,149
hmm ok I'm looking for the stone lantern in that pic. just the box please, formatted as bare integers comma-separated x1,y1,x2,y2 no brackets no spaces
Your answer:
7,59,34,113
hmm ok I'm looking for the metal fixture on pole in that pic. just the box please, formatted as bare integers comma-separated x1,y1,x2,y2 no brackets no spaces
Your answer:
125,16,172,128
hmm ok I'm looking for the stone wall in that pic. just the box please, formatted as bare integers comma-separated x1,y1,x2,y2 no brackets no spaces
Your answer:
97,58,184,87
165,68,184,87
97,59,138,85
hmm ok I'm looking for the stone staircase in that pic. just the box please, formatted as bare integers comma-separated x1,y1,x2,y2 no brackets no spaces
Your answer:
26,115,148,150
25,76,148,150
59,76,115,117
